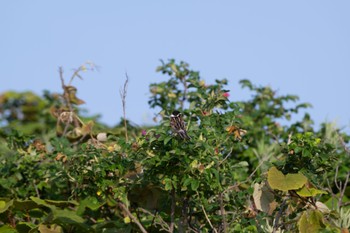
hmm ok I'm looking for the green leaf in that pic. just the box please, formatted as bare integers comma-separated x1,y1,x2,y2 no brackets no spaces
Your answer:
0,199,13,214
16,222,36,233
14,199,40,211
30,197,56,211
52,209,87,231
267,167,307,191
231,161,249,168
164,136,173,145
37,224,63,233
183,177,192,187
0,225,17,233
28,209,45,218
53,210,84,223
45,199,78,208
163,178,173,191
76,197,103,216
296,186,327,197
298,210,324,233
191,179,200,191
239,79,253,90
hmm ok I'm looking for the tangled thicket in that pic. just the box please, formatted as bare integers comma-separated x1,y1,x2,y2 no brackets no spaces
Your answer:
0,60,349,233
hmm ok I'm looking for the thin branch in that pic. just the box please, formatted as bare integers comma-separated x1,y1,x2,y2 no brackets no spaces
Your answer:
221,156,268,198
200,201,218,233
117,201,148,233
169,185,176,232
247,157,267,181
273,198,287,233
343,201,350,207
326,178,337,209
219,192,227,233
120,73,129,142
195,191,218,233
179,197,189,232
338,132,350,156
334,166,341,191
69,69,83,85
338,171,350,208
179,70,187,110
218,147,233,166
139,208,170,232
58,67,76,136
59,67,65,89
32,180,40,198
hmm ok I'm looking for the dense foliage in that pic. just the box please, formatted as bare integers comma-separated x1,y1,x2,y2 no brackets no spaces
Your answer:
0,60,349,233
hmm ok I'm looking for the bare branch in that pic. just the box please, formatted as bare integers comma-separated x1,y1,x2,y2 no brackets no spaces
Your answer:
59,67,65,89
68,62,98,85
120,73,129,142
200,201,218,233
334,166,341,191
339,171,350,208
338,132,350,156
117,201,148,233
139,208,170,232
273,198,288,233
32,180,40,198
58,67,77,136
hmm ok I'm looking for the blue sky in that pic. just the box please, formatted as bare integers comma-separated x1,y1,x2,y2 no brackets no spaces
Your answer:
1,1,349,131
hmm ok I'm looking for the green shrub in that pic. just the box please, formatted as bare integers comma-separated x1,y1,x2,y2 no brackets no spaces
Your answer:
0,60,349,233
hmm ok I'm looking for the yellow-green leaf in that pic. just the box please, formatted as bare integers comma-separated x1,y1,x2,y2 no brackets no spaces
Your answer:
0,199,13,214
0,225,17,233
0,201,5,209
38,224,63,233
296,186,327,197
267,167,307,192
124,216,131,224
298,210,323,233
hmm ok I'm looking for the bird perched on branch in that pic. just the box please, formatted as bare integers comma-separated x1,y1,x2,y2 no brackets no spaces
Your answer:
170,110,191,140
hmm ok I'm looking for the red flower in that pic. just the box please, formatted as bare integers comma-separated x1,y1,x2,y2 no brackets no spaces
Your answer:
222,92,230,98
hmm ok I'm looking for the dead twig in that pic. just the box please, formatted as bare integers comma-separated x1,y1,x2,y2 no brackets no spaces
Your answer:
120,73,129,142
68,62,99,85
338,132,350,156
58,67,77,135
335,165,350,208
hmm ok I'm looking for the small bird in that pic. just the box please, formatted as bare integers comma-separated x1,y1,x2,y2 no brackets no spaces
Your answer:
170,110,191,140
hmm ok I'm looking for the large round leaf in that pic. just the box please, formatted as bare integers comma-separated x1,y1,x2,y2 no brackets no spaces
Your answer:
267,167,307,191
